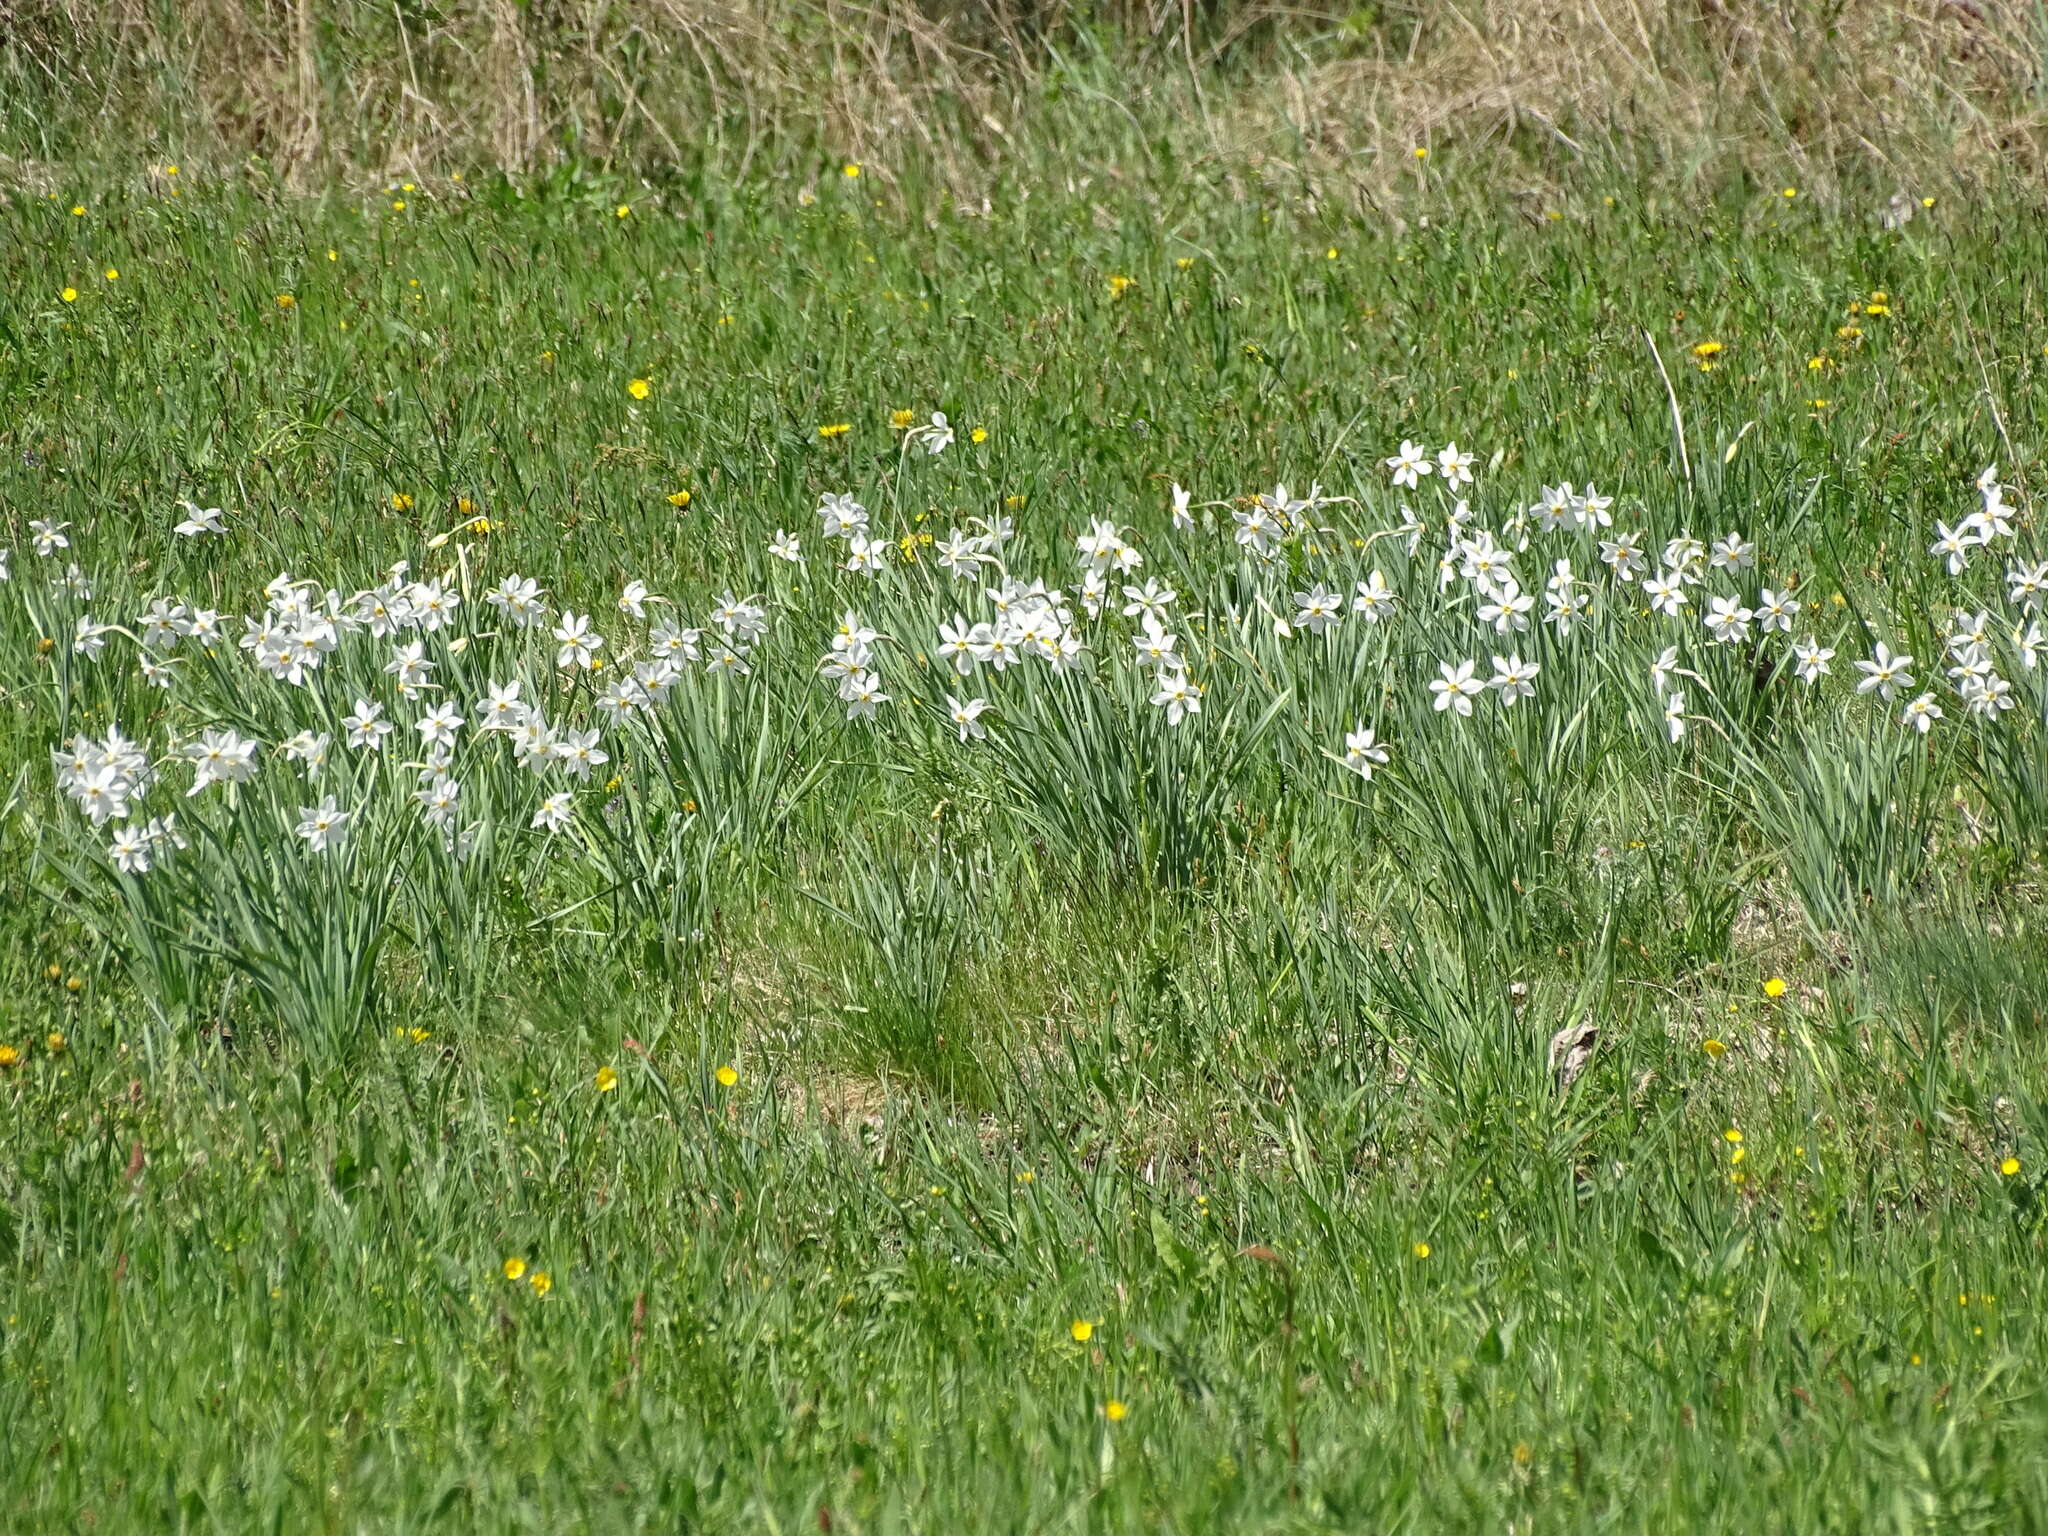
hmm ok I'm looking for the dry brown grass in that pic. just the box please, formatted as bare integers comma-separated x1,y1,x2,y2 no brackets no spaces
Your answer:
4,0,2043,197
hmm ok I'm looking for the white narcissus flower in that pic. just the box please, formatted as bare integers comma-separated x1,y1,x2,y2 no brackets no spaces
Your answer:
1340,725,1390,780
1488,655,1540,706
295,796,350,853
1150,670,1200,725
1384,440,1434,489
1428,660,1481,717
174,500,228,537
946,695,992,742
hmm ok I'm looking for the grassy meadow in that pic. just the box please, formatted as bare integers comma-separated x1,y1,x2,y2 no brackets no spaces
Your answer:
4,129,2048,1530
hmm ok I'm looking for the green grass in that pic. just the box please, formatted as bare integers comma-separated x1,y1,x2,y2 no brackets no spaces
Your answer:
4,161,2048,1531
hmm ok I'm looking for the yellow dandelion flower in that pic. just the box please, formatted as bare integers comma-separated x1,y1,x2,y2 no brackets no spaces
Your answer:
391,493,414,511
1107,274,1134,299
71,204,86,216
503,1257,527,1280
1690,340,1723,359
970,427,988,444
1703,1039,1727,1058
529,1270,552,1296
667,490,691,508
1175,257,1194,270
595,1065,618,1093
0,1045,19,1069
45,1032,66,1054
391,200,406,212
64,976,82,994
818,422,851,438
890,409,915,429
1104,1400,1128,1422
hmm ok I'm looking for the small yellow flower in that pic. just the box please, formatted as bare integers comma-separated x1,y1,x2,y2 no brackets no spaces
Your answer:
627,378,651,400
1921,197,1936,208
529,1270,552,1296
1107,274,1134,299
1413,146,1428,160
1864,302,1890,317
71,205,85,216
60,287,77,303
1175,257,1193,270
595,1066,618,1093
1702,1039,1727,1058
817,422,851,438
969,427,988,444
103,268,119,282
1411,1242,1431,1259
890,409,915,429
391,200,406,212
667,490,691,507
275,293,295,309
1837,324,1863,340
164,164,178,176
1807,355,1829,371
1781,186,1798,199
1104,1400,1128,1422
64,976,82,994
0,1045,19,1069
391,493,414,511
45,1032,66,1054
1724,1128,1743,1144
1730,1147,1746,1164
1004,494,1026,509
842,162,861,178
1070,1319,1094,1343
615,204,631,218
1690,340,1723,359
327,249,338,261
43,964,60,982
1326,247,1339,259
2001,1158,2021,1177
715,1064,738,1088
1763,977,1787,998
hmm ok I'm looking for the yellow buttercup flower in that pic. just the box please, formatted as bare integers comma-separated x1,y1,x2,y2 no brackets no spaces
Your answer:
595,1065,618,1093
1763,977,1787,998
529,1270,552,1296
1411,1241,1431,1259
1104,1400,1128,1422
60,287,77,303
1702,1039,1726,1058
2001,1158,2020,1177
627,378,651,400
1070,1319,1093,1343
715,1064,738,1087
503,1257,526,1280
890,409,915,429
